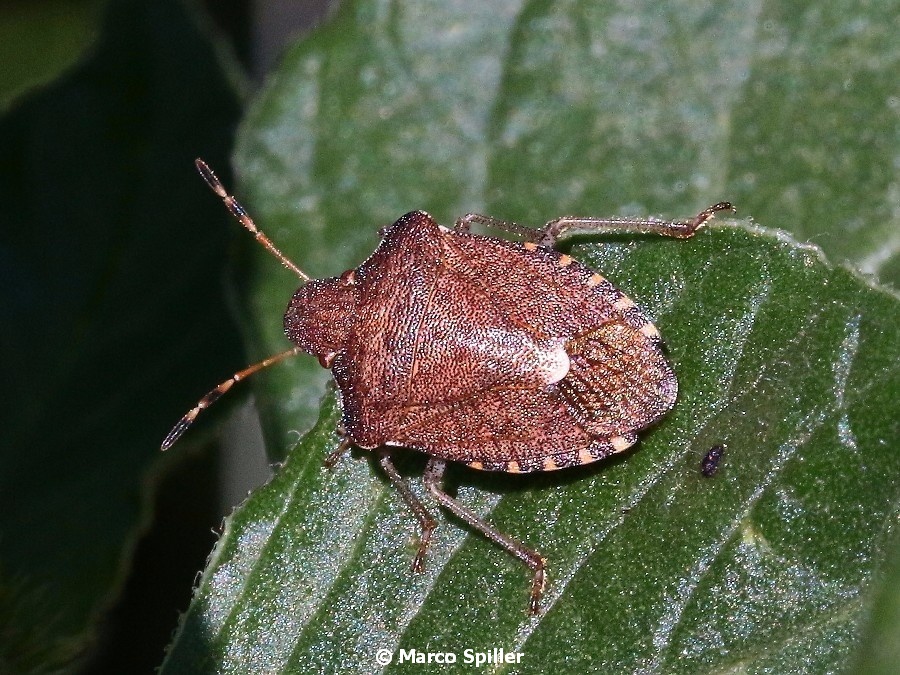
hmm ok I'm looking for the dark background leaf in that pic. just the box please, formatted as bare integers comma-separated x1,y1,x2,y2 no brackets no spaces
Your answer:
0,0,106,110
161,1,900,673
0,0,242,670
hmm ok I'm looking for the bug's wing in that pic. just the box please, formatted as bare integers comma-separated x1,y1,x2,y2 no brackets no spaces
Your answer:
377,385,629,472
558,321,677,436
442,230,657,340
371,321,675,472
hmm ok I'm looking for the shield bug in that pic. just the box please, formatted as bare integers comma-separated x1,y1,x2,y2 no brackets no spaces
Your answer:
163,159,733,613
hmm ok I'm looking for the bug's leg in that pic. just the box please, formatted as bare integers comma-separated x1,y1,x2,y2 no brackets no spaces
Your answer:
323,438,352,469
536,202,735,247
377,451,438,572
455,203,734,249
423,458,547,614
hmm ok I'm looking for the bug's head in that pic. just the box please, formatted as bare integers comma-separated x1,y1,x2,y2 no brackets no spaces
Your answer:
284,270,359,366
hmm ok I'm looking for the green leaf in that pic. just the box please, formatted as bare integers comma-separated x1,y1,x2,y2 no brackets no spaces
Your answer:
163,227,899,673
0,0,242,669
163,1,900,672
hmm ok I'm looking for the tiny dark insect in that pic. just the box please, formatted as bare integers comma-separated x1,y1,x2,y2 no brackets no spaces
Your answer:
163,159,733,613
701,444,726,477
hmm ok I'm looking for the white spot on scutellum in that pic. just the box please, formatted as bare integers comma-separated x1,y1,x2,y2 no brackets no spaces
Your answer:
535,343,571,385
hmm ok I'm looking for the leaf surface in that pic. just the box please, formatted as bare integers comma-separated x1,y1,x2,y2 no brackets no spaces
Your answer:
163,1,900,672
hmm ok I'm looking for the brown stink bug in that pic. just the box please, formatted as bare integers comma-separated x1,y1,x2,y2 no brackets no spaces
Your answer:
163,158,733,613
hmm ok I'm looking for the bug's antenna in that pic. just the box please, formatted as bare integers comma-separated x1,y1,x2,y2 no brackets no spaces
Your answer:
195,158,310,281
161,346,304,450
